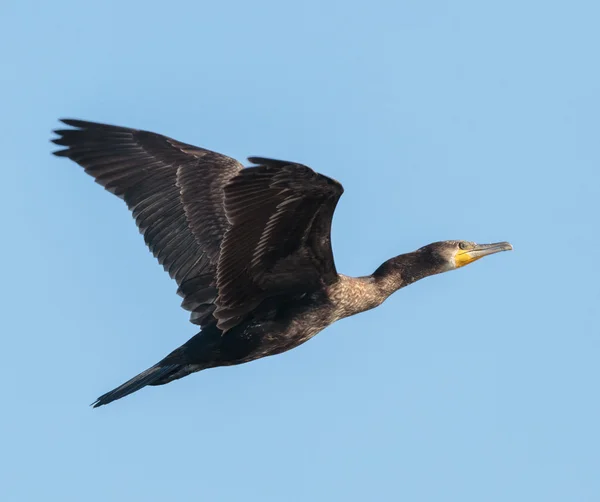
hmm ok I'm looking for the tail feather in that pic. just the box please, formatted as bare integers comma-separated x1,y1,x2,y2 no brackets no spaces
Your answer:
91,364,181,408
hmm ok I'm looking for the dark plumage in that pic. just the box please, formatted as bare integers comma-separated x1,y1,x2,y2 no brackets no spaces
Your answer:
52,119,512,407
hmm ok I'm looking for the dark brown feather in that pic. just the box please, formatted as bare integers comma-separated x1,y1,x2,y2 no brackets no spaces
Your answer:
52,119,242,327
215,159,344,330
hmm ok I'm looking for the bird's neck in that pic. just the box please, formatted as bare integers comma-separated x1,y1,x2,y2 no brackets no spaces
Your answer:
330,251,437,319
371,250,440,297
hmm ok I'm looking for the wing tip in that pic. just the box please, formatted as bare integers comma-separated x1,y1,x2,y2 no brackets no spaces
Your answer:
54,118,134,133
50,126,73,155
58,118,86,128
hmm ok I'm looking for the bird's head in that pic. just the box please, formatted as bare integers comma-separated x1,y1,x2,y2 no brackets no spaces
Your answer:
419,240,513,273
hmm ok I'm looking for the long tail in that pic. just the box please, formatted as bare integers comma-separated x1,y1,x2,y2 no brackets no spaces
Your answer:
91,364,182,408
91,329,219,407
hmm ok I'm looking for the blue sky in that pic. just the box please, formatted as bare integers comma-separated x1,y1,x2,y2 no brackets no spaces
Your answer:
2,0,599,500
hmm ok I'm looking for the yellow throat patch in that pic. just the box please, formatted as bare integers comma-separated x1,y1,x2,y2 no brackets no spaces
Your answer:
454,251,482,268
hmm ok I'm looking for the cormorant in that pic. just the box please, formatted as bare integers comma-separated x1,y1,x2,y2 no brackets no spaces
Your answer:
52,119,512,407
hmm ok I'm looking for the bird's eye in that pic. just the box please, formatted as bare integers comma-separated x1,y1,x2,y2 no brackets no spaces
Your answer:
459,242,468,250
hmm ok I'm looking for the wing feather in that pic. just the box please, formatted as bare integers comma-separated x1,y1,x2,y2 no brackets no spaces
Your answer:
214,159,344,330
54,123,345,333
52,119,242,327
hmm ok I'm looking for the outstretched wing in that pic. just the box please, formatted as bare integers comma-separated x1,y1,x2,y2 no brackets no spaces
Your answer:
214,157,344,331
52,119,242,327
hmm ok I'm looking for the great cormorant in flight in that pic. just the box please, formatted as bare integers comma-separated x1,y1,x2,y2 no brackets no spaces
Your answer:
52,119,512,407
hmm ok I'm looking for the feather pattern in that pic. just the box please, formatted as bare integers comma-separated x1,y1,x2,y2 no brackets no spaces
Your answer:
52,122,344,334
52,119,242,327
215,158,344,330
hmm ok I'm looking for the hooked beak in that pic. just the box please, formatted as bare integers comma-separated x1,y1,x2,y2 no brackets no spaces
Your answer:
454,241,513,268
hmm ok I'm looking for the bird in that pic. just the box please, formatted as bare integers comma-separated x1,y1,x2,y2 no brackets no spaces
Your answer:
52,119,512,407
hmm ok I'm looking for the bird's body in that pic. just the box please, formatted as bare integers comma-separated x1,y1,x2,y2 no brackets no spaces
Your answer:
52,119,512,407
